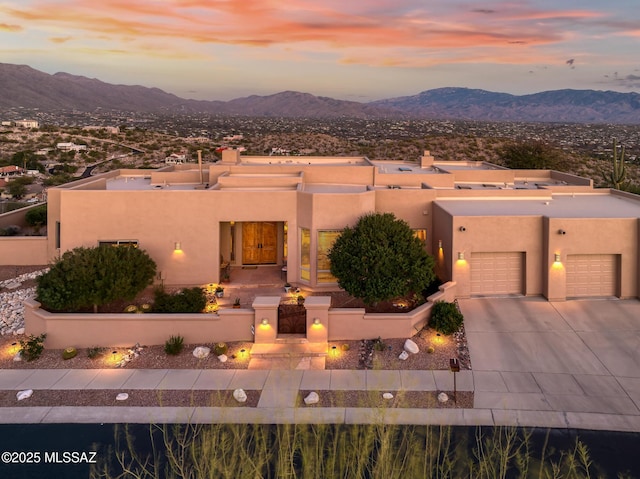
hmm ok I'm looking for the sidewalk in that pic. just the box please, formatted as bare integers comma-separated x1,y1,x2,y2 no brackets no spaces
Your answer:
1,367,640,432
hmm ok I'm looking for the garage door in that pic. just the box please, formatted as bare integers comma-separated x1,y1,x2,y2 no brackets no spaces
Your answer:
470,252,524,296
566,254,617,298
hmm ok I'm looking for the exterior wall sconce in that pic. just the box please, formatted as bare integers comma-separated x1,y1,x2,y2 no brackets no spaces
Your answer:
458,252,465,260
558,229,566,235
313,317,321,325
261,318,269,326
554,253,561,262
459,226,466,232
438,240,442,249
174,242,182,251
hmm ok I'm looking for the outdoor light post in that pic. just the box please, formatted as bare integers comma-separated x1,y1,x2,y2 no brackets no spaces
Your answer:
449,358,460,404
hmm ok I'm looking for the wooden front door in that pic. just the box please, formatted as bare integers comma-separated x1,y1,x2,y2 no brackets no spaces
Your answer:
242,222,278,264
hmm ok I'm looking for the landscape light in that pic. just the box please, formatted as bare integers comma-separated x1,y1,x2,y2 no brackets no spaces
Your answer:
174,242,182,251
458,252,465,260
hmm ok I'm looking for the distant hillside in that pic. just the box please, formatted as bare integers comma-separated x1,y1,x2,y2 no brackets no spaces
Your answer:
1,63,639,123
371,87,640,124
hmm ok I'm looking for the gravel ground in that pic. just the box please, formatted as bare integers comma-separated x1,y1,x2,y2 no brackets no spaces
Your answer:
298,390,473,409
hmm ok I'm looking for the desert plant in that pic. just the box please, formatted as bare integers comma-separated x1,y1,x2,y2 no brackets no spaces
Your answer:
19,333,47,361
602,138,627,189
429,301,464,335
341,343,350,351
124,305,138,313
164,335,184,355
62,347,78,360
233,297,241,307
87,346,105,359
152,287,207,313
372,336,386,351
213,342,228,356
25,204,47,233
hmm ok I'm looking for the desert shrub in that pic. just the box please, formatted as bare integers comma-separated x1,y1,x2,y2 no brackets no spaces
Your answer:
87,347,105,359
213,342,228,356
372,336,386,351
164,335,184,355
152,287,206,313
19,333,47,361
429,301,464,335
0,225,21,236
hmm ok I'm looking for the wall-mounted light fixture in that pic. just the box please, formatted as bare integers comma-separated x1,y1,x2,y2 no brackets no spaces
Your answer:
174,242,182,251
458,252,465,260
438,240,442,249
554,253,561,262
459,226,466,232
313,317,321,325
558,229,566,235
261,318,269,326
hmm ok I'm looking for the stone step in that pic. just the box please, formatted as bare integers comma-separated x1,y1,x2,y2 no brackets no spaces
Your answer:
275,334,308,344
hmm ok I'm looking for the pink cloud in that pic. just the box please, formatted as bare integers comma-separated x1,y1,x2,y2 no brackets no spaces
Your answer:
0,23,23,32
1,1,635,67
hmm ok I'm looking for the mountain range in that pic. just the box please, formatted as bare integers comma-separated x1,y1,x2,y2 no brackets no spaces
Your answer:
1,63,639,124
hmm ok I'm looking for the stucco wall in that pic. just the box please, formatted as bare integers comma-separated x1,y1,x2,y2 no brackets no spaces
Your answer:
0,237,48,265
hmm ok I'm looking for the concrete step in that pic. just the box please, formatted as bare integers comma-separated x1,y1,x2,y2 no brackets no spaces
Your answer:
250,342,328,359
275,334,308,344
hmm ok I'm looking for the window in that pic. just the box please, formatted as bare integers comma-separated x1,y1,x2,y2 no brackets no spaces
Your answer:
317,230,340,283
55,221,60,249
300,228,310,281
413,229,427,245
99,240,139,248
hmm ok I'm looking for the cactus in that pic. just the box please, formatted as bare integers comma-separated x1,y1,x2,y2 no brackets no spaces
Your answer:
603,138,626,190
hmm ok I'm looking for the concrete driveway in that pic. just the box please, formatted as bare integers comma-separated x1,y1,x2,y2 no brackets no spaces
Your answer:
459,297,640,420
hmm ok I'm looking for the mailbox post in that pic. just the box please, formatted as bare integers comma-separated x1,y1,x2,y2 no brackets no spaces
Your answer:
449,358,460,404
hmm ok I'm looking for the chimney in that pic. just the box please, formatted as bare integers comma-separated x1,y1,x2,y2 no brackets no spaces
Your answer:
420,150,435,168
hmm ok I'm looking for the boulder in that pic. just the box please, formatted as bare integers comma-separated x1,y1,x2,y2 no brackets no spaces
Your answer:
192,346,211,359
116,393,129,401
437,392,449,403
233,388,247,403
398,350,409,361
304,392,319,405
404,339,419,354
15,328,25,335
16,389,33,401
382,392,394,400
217,354,228,363
13,352,22,362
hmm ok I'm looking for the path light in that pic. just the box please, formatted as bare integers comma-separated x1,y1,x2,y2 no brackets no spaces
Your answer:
239,348,248,359
330,345,338,358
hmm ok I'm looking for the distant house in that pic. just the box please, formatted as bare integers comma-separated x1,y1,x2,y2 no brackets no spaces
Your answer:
56,142,87,152
0,165,24,177
165,154,187,164
14,119,39,129
82,126,120,134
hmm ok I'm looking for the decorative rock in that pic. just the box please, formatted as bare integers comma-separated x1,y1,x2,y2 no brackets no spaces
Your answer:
17,389,33,401
192,346,211,359
233,388,247,403
404,339,419,354
382,392,394,400
5,281,21,290
437,392,449,403
15,328,25,335
398,350,409,361
13,352,22,362
304,392,319,405
217,354,228,363
116,393,129,401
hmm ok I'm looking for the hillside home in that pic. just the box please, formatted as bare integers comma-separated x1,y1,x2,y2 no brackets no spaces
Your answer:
4,150,640,302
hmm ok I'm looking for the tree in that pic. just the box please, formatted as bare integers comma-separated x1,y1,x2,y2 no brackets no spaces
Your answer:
25,204,47,234
6,176,33,199
499,141,561,170
37,246,157,313
329,213,436,305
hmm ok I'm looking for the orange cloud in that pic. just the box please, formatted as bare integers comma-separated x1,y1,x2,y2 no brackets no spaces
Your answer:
0,23,23,32
50,36,72,43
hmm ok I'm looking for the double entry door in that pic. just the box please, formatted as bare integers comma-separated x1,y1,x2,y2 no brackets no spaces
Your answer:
242,222,277,264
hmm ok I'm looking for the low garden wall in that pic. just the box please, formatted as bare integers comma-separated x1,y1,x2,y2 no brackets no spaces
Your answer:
0,237,48,265
24,299,255,349
24,282,457,348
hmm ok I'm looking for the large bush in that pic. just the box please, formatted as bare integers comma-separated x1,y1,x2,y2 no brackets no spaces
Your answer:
37,246,157,312
429,301,464,335
152,287,207,313
329,213,435,305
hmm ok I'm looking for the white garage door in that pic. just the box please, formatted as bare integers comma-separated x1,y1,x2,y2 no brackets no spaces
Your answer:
566,254,617,298
470,252,524,296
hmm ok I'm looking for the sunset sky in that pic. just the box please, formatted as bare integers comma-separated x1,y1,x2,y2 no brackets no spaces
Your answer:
1,0,639,101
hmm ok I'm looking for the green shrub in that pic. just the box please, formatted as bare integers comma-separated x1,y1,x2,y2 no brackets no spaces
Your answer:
19,333,47,361
87,347,105,359
153,287,207,313
62,347,77,360
429,301,464,335
213,342,228,356
164,335,184,355
373,336,386,351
